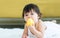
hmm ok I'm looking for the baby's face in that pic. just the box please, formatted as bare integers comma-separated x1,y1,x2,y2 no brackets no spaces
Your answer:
24,9,39,23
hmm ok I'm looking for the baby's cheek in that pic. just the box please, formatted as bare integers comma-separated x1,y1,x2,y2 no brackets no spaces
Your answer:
25,19,28,22
24,17,27,22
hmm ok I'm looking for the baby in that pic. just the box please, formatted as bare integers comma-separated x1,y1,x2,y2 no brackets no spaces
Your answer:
22,3,46,38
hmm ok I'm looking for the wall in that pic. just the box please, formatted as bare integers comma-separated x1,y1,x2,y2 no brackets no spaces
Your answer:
0,0,60,18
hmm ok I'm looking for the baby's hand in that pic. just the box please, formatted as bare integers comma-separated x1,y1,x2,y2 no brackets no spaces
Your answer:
26,18,34,27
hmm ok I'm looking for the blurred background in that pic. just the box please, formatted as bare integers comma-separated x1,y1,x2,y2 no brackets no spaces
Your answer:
0,0,60,28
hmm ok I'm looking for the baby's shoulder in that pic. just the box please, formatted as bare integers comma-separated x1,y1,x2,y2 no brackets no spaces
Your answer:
39,19,47,30
39,19,44,24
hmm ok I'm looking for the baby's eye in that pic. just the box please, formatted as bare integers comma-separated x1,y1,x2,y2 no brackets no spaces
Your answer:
25,14,28,16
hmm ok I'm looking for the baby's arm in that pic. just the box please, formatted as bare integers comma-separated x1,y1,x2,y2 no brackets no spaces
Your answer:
25,18,44,38
22,25,28,38
28,22,44,38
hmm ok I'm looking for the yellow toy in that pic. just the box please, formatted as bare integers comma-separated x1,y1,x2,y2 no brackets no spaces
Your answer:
26,18,34,26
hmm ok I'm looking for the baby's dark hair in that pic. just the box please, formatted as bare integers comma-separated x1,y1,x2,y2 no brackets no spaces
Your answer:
22,3,42,19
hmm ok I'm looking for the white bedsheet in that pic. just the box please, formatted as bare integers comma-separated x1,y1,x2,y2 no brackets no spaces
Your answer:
0,21,60,38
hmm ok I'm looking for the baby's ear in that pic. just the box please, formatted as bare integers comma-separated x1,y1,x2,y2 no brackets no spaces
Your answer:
38,16,40,19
